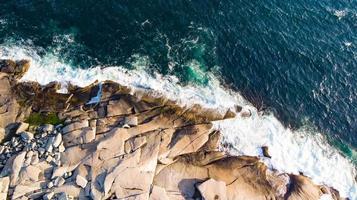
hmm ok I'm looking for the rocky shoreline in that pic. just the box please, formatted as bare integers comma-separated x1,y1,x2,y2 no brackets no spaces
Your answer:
0,59,345,200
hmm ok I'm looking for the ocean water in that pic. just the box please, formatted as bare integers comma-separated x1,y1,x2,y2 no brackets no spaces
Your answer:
0,0,356,198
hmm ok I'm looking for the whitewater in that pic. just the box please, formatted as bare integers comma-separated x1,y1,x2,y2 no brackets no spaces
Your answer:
0,43,356,199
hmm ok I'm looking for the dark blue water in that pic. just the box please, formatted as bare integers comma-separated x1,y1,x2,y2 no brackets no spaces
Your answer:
0,1,356,158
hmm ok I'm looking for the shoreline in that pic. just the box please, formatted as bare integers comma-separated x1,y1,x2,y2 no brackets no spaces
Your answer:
0,59,350,199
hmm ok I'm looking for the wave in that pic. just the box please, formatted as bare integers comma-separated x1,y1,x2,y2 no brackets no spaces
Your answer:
0,42,356,199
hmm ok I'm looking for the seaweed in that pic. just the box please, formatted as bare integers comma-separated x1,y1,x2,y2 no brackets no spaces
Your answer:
25,112,63,126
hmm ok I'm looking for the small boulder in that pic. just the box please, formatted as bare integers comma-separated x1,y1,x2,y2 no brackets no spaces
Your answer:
76,175,88,188
62,121,89,134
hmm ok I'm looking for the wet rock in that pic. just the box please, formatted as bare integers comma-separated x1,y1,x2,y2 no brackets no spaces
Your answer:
262,146,272,158
197,178,227,200
0,176,10,200
76,175,88,188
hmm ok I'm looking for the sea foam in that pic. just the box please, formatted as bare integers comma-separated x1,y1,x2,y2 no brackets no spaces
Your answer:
0,43,356,199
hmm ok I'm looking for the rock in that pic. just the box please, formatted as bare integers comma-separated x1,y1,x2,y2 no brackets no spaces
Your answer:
10,151,26,186
167,124,212,158
106,99,133,117
45,137,55,152
286,175,322,200
0,176,10,200
15,122,29,134
58,143,65,152
124,135,147,153
41,124,54,133
62,120,89,134
82,127,95,144
20,165,41,182
54,176,66,187
53,133,62,147
124,116,138,126
154,159,209,199
197,178,228,200
47,181,54,189
149,185,169,200
0,127,5,143
76,175,88,188
57,192,70,200
43,192,55,200
0,59,30,79
12,181,42,199
20,131,34,142
262,146,271,158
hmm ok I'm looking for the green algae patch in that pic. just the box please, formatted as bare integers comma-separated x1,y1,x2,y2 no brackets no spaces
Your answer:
25,112,63,126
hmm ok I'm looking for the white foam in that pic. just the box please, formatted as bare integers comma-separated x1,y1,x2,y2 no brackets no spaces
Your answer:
1,43,356,199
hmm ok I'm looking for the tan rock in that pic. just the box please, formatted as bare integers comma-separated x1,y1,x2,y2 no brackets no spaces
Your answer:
62,120,89,134
12,181,42,199
286,175,322,200
149,185,169,200
19,165,42,183
10,151,26,186
154,161,208,199
167,124,212,159
198,178,227,200
82,127,95,144
106,99,133,117
16,122,29,134
0,176,10,200
76,175,88,188
124,116,138,126
124,135,147,154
